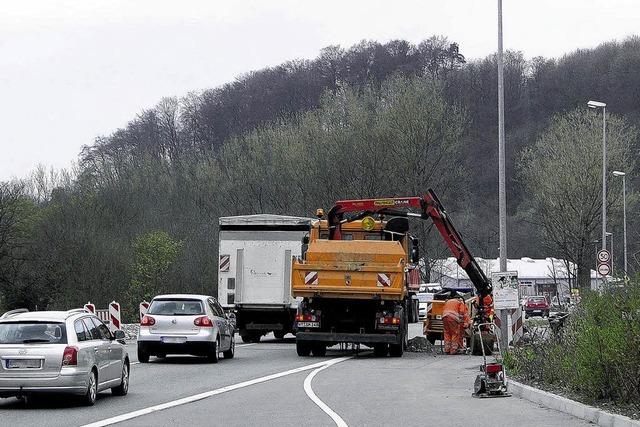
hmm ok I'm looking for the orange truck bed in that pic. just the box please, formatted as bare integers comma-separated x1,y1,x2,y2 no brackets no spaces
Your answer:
291,239,408,301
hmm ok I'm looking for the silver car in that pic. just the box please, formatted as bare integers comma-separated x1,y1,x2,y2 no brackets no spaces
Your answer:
137,294,234,363
0,308,130,405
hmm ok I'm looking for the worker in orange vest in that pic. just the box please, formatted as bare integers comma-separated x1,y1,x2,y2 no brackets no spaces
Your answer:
474,294,494,321
442,296,471,355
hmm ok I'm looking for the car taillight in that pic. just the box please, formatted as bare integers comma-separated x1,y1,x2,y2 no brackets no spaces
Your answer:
141,315,155,326
194,316,213,327
62,346,78,366
295,314,317,322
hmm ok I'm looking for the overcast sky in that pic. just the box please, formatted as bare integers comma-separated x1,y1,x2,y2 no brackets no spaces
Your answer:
1,0,638,181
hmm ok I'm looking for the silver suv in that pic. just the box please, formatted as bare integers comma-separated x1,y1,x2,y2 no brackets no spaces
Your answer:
0,308,130,405
137,294,234,363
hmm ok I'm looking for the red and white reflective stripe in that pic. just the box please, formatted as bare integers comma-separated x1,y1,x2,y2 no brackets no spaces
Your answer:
377,273,391,287
139,301,150,322
511,308,523,345
305,271,318,285
219,255,230,272
109,301,121,332
84,302,96,313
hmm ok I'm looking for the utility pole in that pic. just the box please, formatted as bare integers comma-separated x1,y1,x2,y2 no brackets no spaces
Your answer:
497,0,509,351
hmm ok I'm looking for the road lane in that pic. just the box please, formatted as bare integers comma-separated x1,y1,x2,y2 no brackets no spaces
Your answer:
0,335,327,427
0,328,594,427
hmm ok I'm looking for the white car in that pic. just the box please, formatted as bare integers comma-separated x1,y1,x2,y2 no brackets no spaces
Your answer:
137,294,234,363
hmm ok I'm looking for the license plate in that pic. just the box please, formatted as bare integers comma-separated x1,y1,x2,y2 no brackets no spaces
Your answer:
7,359,41,369
532,310,542,313
297,322,320,328
161,336,187,344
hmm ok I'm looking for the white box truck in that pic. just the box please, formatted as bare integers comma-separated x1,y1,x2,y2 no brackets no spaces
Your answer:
218,214,313,343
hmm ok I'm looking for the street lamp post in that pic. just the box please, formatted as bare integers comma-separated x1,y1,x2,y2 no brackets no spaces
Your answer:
497,0,509,351
588,101,608,285
587,100,607,254
612,171,628,277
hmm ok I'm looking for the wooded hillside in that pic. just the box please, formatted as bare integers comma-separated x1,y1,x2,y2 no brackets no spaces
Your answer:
1,36,639,314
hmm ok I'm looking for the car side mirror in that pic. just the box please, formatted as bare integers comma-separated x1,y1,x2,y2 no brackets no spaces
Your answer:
113,330,125,340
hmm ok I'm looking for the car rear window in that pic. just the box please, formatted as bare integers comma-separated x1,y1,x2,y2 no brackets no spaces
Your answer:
0,322,67,344
529,297,546,303
148,299,204,316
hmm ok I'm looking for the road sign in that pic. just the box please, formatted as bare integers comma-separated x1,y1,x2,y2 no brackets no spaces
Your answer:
597,249,610,263
597,263,611,276
492,271,520,309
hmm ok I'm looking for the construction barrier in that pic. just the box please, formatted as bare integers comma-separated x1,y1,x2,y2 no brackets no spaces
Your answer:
493,308,523,346
139,301,150,321
86,301,122,333
83,302,96,314
109,301,121,332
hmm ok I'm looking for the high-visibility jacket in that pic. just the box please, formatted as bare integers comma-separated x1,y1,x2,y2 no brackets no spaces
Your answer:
475,295,494,317
442,298,471,326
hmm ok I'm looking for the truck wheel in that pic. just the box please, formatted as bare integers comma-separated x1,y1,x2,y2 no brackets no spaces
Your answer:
296,341,311,357
389,342,404,357
426,333,438,345
274,330,286,340
311,343,326,357
373,344,388,357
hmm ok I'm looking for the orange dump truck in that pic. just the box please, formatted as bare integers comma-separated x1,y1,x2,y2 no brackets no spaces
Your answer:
292,216,419,357
291,190,495,358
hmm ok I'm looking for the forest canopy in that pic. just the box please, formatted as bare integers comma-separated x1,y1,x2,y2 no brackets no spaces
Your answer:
1,36,639,314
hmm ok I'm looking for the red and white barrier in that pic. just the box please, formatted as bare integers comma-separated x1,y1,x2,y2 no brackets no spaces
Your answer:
84,301,121,333
109,301,121,333
493,308,523,346
139,301,150,321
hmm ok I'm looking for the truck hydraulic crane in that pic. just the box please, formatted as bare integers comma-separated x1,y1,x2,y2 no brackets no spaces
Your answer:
291,189,494,357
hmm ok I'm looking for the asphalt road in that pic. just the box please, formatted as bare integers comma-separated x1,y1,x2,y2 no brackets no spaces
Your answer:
0,324,591,427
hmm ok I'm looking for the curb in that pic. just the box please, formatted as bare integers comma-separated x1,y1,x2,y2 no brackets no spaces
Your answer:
509,380,640,427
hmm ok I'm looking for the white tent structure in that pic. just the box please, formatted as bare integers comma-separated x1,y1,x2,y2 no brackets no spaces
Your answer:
429,257,601,301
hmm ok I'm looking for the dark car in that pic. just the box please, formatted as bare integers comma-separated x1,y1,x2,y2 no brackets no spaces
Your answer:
524,296,550,318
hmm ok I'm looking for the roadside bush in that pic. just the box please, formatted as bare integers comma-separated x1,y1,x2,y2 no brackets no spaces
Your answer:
509,279,640,407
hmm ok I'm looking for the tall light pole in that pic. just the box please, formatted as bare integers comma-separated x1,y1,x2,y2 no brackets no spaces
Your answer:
587,100,607,254
498,0,507,273
612,171,627,277
497,0,509,350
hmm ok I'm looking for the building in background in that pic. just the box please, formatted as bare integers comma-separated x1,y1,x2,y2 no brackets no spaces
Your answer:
429,257,600,302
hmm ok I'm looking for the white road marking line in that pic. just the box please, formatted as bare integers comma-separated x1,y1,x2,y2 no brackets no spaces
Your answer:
303,358,351,427
82,356,352,427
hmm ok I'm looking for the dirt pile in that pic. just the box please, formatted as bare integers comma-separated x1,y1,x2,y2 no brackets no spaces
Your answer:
407,336,435,353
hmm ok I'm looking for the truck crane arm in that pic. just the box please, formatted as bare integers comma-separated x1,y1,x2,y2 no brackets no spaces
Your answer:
327,189,493,299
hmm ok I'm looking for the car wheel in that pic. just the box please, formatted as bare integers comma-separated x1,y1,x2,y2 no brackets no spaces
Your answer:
111,363,129,396
137,346,150,363
223,336,235,359
207,340,219,363
273,330,286,340
81,370,98,406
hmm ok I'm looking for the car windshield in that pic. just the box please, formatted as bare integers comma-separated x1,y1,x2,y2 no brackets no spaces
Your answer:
0,322,67,344
148,299,204,316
